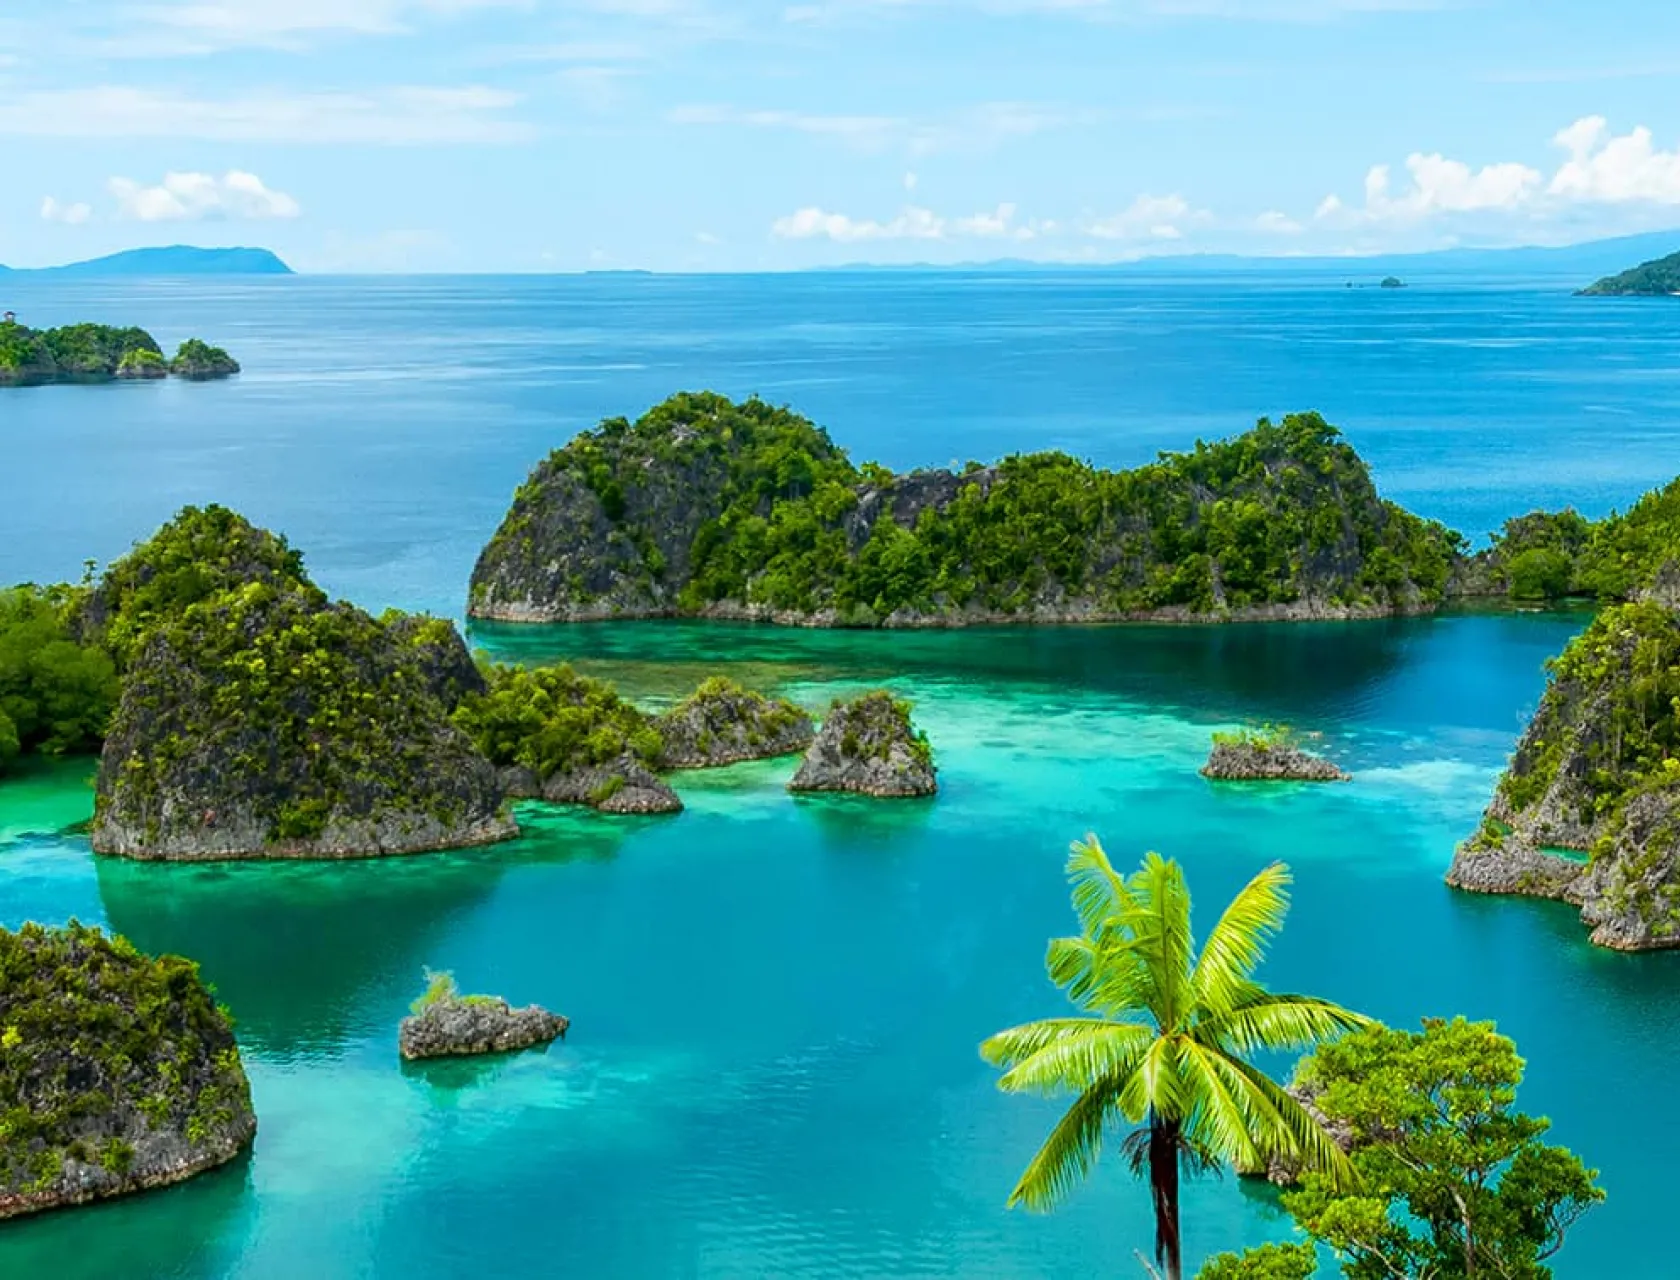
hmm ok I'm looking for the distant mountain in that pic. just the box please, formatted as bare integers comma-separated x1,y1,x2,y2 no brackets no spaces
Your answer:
826,230,1680,280
0,247,292,277
1578,249,1680,296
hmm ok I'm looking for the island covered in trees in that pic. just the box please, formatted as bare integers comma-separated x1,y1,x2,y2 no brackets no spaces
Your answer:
0,318,239,386
1578,248,1680,296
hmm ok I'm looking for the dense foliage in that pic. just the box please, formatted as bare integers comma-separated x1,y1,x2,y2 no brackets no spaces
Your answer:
82,504,311,667
0,586,120,771
0,317,239,385
1475,487,1680,603
97,580,499,848
656,675,812,767
981,845,1368,1280
1196,1242,1318,1280
1578,249,1680,296
1276,1018,1603,1279
0,921,252,1196
452,662,664,779
472,395,1462,624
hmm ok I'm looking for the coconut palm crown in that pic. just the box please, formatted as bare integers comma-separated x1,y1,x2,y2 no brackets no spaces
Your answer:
981,839,1372,1280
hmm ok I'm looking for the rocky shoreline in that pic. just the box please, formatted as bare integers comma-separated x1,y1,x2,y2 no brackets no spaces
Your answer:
1201,739,1350,782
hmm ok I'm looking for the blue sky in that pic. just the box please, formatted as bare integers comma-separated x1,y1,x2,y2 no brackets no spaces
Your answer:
4,0,1680,271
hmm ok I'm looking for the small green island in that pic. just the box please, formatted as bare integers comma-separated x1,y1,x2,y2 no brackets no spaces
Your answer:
1578,248,1680,296
0,317,239,386
0,921,256,1219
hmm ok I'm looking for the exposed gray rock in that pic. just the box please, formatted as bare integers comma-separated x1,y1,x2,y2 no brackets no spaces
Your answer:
788,692,937,799
541,755,682,814
1238,1081,1356,1187
400,996,569,1061
1200,740,1350,782
657,679,814,768
1445,839,1584,901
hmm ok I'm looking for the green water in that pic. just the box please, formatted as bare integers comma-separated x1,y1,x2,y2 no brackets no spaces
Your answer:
1,615,1675,1278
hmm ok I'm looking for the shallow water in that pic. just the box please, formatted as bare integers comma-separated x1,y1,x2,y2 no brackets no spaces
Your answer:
2,272,1679,1276
3,614,1678,1278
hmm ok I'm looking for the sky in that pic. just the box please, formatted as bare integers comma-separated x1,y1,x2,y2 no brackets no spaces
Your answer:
4,0,1680,272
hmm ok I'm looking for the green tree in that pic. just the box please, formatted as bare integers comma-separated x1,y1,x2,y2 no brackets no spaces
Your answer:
0,587,119,757
1281,1017,1603,1279
1197,1241,1318,1280
981,841,1371,1280
1505,548,1573,602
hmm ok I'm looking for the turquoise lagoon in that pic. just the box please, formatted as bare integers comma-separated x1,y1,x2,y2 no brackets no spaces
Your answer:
2,272,1679,1276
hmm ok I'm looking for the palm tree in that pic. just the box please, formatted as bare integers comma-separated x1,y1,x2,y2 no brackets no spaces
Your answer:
981,839,1371,1280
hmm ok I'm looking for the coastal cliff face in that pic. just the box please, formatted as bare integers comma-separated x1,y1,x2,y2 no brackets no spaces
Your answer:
1447,602,1680,950
469,393,1460,628
0,923,256,1220
789,692,937,798
93,584,513,860
656,678,815,768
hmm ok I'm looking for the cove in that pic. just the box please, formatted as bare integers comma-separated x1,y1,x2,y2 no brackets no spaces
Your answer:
2,612,1676,1278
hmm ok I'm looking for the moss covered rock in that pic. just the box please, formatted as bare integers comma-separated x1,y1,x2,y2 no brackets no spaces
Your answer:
656,677,814,768
788,691,936,798
470,393,1462,627
398,972,568,1061
1448,602,1680,950
1201,730,1349,782
92,581,514,860
169,339,240,381
0,922,256,1220
453,663,679,814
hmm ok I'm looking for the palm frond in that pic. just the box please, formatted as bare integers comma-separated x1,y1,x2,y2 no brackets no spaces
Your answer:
980,1017,1137,1068
1197,991,1373,1057
1218,1054,1359,1193
1047,935,1153,1019
1190,862,1291,1016
1116,1032,1187,1125
1065,834,1134,939
990,1021,1154,1098
1173,1039,1273,1169
1005,1083,1121,1213
1121,852,1194,1030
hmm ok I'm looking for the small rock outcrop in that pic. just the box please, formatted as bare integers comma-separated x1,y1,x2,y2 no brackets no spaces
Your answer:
453,663,682,815
656,677,815,768
399,973,568,1061
169,339,240,381
788,692,937,798
1447,601,1680,951
1200,732,1350,782
0,923,257,1220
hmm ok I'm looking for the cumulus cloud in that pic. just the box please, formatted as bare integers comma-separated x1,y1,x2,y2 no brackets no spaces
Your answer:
1085,193,1207,240
40,196,93,224
771,201,1041,242
1319,117,1680,227
1255,210,1302,233
108,170,301,221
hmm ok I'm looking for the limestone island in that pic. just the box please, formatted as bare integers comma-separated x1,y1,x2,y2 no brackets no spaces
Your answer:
1578,248,1680,297
1201,726,1350,782
1447,599,1680,951
656,677,815,767
0,319,240,386
399,971,569,1062
0,922,256,1220
454,663,683,814
789,692,937,798
467,392,1463,629
87,506,515,860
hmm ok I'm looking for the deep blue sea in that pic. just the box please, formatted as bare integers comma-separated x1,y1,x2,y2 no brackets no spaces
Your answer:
1,271,1678,1278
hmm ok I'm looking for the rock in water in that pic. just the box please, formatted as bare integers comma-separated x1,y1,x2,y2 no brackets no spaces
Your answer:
1200,738,1350,782
92,583,515,860
657,678,815,768
400,995,570,1061
540,754,682,814
0,923,256,1221
788,692,937,798
169,339,240,381
1447,601,1680,951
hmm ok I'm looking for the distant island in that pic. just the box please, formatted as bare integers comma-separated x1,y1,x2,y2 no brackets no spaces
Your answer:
1380,276,1405,289
0,319,239,386
1578,249,1680,296
0,246,291,278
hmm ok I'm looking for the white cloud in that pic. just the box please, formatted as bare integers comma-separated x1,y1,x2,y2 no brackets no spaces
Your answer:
771,200,1042,242
1549,116,1680,204
695,230,722,244
671,100,1094,155
1255,209,1302,233
126,0,531,52
0,86,530,144
903,170,918,190
1318,117,1680,228
107,170,301,221
40,196,93,225
1085,193,1207,240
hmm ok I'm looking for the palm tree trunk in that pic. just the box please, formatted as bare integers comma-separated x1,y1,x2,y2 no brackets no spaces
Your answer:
1149,1114,1183,1280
